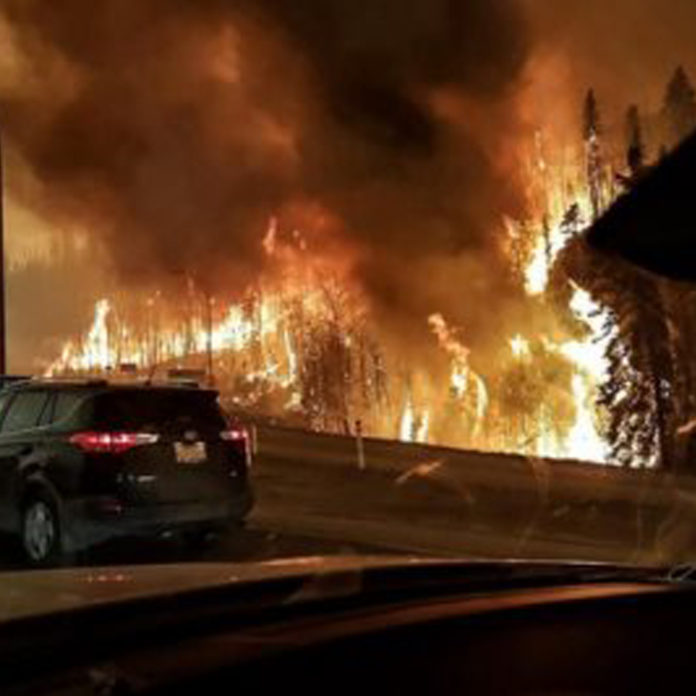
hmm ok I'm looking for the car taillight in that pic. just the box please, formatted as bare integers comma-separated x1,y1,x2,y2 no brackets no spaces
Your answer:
69,431,159,454
221,426,252,469
220,428,247,442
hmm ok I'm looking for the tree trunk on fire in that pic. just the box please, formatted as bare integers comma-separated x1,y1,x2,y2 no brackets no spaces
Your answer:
583,89,605,222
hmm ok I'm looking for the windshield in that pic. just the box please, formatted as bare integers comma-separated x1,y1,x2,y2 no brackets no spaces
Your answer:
0,2,695,586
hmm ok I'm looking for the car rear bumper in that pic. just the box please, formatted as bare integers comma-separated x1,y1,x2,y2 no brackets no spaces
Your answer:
62,488,254,552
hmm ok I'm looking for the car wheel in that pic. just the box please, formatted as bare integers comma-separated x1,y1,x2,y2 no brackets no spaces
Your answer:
181,528,220,556
22,496,63,566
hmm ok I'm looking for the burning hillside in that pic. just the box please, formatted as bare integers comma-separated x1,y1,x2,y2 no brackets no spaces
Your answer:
1,2,696,466
46,206,609,462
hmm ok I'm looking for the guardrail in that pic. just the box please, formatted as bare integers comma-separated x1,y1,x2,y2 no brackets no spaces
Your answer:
250,425,696,564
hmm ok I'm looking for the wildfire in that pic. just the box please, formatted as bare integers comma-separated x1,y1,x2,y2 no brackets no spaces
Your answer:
49,295,284,378
514,137,614,461
557,284,612,462
47,128,618,464
494,128,618,463
399,400,415,442
399,400,431,444
510,334,530,359
428,313,476,401
47,227,396,436
428,312,489,438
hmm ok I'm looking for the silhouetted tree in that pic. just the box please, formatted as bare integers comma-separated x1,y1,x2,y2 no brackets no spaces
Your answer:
596,269,675,468
662,66,696,148
583,89,601,140
566,238,677,469
625,104,645,178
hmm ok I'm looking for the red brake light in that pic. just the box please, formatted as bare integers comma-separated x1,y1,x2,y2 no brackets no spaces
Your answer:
69,431,159,454
220,428,247,442
221,424,253,469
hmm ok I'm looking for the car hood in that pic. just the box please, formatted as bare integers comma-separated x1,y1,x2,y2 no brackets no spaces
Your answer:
0,555,444,621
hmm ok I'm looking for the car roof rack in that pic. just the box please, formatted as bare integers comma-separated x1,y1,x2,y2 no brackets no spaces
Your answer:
14,377,110,388
23,374,211,391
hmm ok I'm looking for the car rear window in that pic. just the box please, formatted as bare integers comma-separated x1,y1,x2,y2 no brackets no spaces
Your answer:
33,391,89,428
92,390,227,434
52,392,86,423
2,391,50,433
0,392,12,423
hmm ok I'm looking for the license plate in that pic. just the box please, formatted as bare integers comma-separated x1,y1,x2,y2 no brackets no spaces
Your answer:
174,441,207,464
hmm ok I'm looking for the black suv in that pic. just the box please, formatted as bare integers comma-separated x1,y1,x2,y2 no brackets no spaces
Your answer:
0,380,253,564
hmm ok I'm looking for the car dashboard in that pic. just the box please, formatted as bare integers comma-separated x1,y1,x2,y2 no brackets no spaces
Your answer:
2,569,692,696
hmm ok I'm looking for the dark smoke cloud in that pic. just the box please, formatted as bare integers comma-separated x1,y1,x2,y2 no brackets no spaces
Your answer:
0,0,531,347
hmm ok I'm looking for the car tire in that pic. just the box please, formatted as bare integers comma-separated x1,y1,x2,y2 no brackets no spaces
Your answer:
181,528,221,556
21,494,65,567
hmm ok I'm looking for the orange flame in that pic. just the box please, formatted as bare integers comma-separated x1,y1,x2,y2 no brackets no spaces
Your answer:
48,128,619,464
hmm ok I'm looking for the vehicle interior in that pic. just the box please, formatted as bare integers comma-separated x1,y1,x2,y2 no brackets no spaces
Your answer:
2,562,693,696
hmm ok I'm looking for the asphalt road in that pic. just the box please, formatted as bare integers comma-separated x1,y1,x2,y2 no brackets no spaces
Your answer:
250,426,696,566
0,524,395,570
2,424,694,570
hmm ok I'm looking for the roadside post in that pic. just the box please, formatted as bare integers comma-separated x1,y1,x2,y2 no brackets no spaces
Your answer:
251,424,259,456
356,419,366,470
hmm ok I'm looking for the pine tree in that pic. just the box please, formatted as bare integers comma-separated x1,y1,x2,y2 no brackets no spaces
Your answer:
660,284,696,452
625,104,645,178
662,66,696,148
596,269,675,468
583,89,604,221
569,241,678,469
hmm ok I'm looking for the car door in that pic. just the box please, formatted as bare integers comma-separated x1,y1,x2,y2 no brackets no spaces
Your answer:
0,391,14,530
0,390,50,531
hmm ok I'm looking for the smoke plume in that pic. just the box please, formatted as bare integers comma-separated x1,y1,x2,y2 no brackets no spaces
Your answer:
0,0,531,351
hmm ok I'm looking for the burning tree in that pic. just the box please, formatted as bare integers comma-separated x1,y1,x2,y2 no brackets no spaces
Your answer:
573,82,696,469
493,338,575,456
662,66,696,149
48,230,396,438
556,84,689,469
565,99,692,469
296,278,388,434
585,256,676,468
560,98,679,467
583,89,606,221
426,314,490,448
